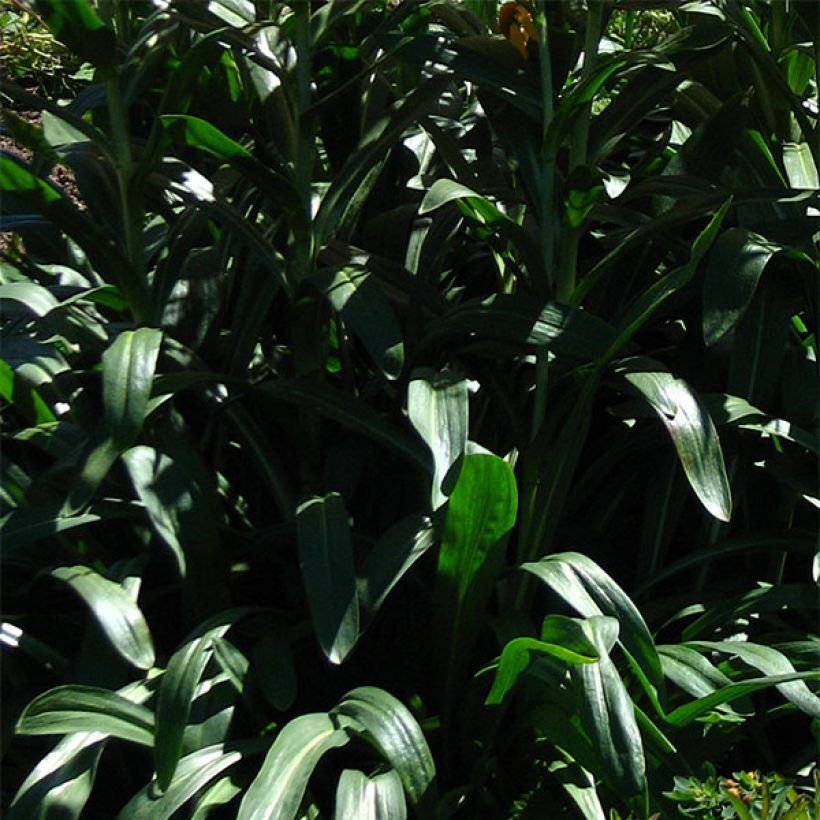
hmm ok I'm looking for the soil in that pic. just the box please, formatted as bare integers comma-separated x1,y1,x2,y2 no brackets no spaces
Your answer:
0,106,85,256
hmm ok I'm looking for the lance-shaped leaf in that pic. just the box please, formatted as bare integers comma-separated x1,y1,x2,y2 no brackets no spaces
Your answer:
7,732,105,820
360,513,436,617
570,617,647,799
686,641,820,719
297,493,359,664
702,228,778,345
522,552,665,714
407,369,468,509
51,565,155,670
237,713,350,820
103,328,162,451
334,769,406,820
617,359,732,522
122,446,188,576
333,687,435,806
117,741,260,820
17,685,154,746
312,265,404,379
154,623,232,792
486,615,600,706
433,454,517,717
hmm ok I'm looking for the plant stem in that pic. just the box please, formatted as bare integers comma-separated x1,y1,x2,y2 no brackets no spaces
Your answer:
556,0,604,302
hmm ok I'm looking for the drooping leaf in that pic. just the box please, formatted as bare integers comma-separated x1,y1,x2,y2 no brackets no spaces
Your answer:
51,565,155,670
570,617,646,799
702,228,778,345
312,265,405,379
154,623,233,792
103,328,163,450
237,713,350,820
617,359,732,521
360,513,435,617
334,769,407,820
6,732,105,820
333,687,435,806
296,493,359,664
486,616,600,706
407,369,469,509
17,685,154,746
686,641,820,719
522,552,665,713
116,741,261,820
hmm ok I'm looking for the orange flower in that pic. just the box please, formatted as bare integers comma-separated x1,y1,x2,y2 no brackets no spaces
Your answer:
498,2,537,61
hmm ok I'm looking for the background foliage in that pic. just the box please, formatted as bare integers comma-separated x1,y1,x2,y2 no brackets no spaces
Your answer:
1,0,818,817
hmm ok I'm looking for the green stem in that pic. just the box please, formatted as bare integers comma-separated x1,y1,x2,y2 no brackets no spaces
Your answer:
556,0,604,302
106,77,149,323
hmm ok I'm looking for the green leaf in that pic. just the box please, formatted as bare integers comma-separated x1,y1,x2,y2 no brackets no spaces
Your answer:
160,115,251,158
32,0,117,74
407,369,469,509
116,741,259,820
0,282,59,317
51,565,155,670
312,265,404,379
434,454,517,717
571,617,646,798
255,378,430,472
103,328,163,450
687,641,820,719
420,295,618,361
664,671,820,727
122,446,188,576
333,687,435,806
617,360,732,521
7,732,104,820
783,142,819,189
658,645,742,716
486,616,600,706
154,624,232,792
237,713,350,820
296,493,359,665
702,228,778,345
334,769,406,820
17,685,154,746
360,513,435,617
522,552,665,713
607,199,732,359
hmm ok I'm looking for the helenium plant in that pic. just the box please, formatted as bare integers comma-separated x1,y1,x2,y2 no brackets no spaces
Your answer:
1,0,817,817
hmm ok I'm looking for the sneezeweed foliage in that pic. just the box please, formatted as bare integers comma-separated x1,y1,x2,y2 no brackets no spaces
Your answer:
1,0,818,817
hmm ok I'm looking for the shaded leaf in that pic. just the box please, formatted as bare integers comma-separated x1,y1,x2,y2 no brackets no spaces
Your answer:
51,565,155,670
297,494,359,664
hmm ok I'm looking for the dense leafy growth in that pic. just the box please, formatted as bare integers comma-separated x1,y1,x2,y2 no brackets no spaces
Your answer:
1,0,817,817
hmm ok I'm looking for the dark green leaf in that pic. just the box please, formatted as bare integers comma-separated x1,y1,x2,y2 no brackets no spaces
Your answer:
51,565,155,670
103,329,162,450
702,228,778,345
297,493,359,665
